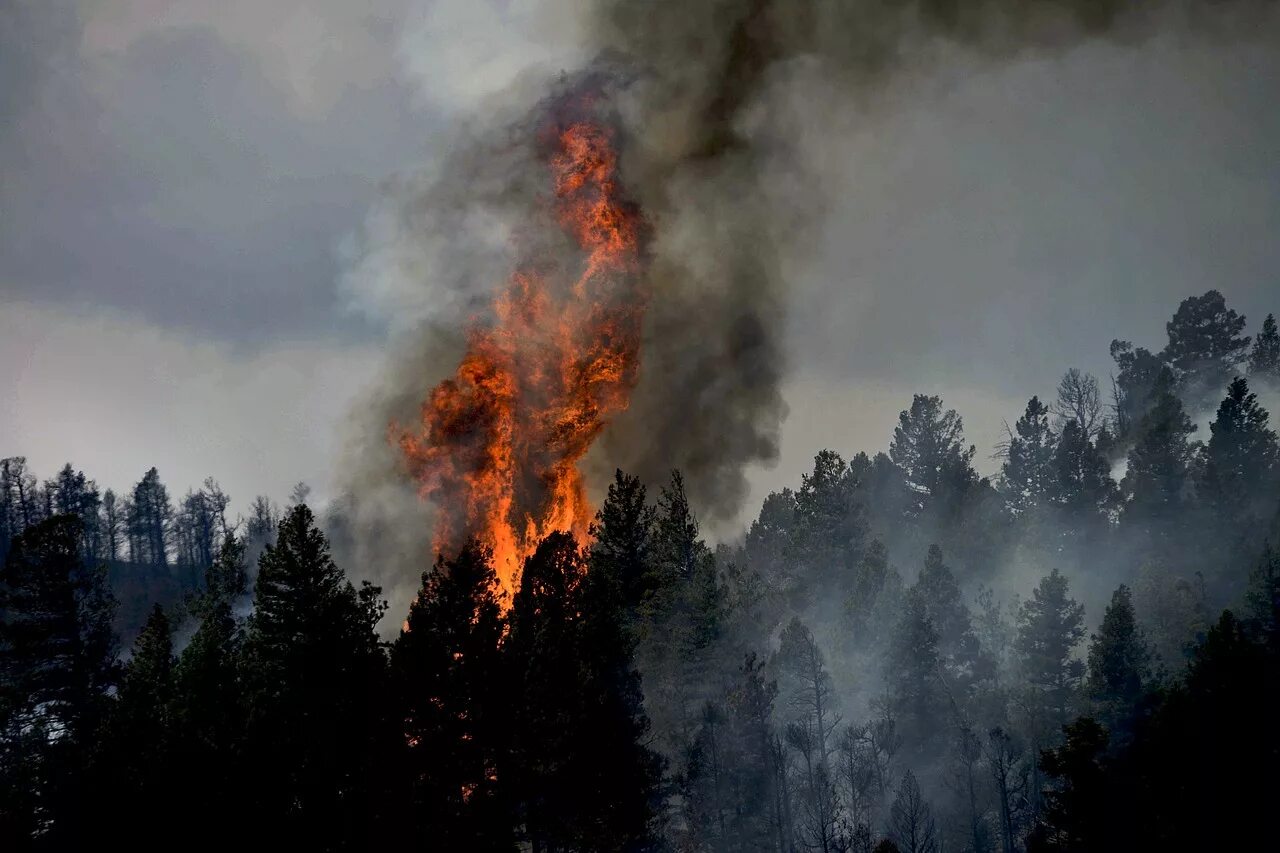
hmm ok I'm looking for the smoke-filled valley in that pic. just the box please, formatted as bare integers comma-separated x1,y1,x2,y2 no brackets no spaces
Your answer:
4,1,1280,851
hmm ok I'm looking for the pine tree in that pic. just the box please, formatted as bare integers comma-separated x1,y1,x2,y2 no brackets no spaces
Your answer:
241,504,389,847
885,591,947,754
793,451,867,601
506,532,587,847
1197,376,1279,520
172,536,248,839
0,515,117,846
1048,420,1116,520
391,540,511,849
911,545,988,687
1085,585,1150,737
1016,570,1086,736
1027,718,1112,853
1160,289,1250,395
507,531,663,851
890,394,978,514
1248,312,1280,383
576,533,666,851
847,539,889,642
0,458,43,566
126,467,172,569
1002,396,1057,515
92,605,181,844
588,469,657,614
1121,368,1197,546
1109,340,1164,441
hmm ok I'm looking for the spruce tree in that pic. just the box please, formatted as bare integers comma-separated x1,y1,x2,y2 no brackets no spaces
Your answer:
588,469,656,614
1016,570,1086,736
0,515,116,846
1048,420,1116,520
508,531,664,851
1121,368,1197,548
93,605,181,844
1002,396,1057,515
391,540,511,849
910,545,988,687
885,591,947,754
1197,376,1278,520
1085,585,1150,737
241,504,389,847
172,537,248,838
1248,312,1280,383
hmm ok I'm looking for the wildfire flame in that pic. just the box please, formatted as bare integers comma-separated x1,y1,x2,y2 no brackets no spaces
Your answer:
395,101,646,600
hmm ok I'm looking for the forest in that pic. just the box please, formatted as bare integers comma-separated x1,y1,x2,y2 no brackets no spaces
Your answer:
3,288,1279,851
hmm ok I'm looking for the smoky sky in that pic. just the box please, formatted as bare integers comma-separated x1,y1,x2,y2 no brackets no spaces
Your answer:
2,0,1279,539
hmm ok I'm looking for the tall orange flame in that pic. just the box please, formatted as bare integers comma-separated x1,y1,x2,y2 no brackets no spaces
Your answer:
395,105,646,600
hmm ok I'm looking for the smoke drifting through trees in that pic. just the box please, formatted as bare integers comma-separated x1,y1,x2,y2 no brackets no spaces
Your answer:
4,287,1280,849
341,0,1277,603
5,1,1280,849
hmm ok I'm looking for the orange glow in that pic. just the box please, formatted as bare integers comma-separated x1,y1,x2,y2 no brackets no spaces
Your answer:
394,106,646,602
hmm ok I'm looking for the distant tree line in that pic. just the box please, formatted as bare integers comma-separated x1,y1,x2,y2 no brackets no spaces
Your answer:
1,291,1279,851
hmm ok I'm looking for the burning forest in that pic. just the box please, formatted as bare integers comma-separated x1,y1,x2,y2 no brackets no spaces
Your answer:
3,1,1280,852
394,95,648,598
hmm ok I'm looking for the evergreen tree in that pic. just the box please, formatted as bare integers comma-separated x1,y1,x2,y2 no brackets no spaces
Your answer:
577,533,666,851
1244,544,1280,647
126,467,172,569
1027,718,1113,853
588,469,657,614
507,531,663,851
172,537,248,841
92,605,181,844
1002,396,1057,515
745,487,796,582
793,451,867,603
98,488,123,563
0,515,116,846
1016,570,1086,736
391,540,511,849
847,539,890,642
1108,340,1164,441
1121,368,1197,547
890,395,978,515
0,458,42,565
1247,312,1280,383
911,545,989,688
1197,376,1279,521
241,504,389,847
1048,420,1116,521
1085,585,1150,735
885,591,947,754
1160,289,1250,395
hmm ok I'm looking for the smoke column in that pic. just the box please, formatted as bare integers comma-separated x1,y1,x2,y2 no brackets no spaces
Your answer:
337,0,1274,606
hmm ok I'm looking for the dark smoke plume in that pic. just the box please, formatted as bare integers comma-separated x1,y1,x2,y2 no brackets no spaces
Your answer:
338,0,1273,605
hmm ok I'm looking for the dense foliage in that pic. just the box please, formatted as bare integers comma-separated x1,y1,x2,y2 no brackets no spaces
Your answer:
2,292,1279,851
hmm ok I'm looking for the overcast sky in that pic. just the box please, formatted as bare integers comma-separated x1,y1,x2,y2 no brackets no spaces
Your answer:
2,1,1278,528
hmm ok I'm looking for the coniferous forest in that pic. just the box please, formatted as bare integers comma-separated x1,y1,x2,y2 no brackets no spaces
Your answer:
4,290,1280,851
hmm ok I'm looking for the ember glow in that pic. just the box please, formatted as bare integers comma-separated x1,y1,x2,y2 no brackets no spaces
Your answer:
395,102,647,599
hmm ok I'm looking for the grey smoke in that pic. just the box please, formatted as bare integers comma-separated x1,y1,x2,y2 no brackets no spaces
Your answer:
335,0,1278,608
